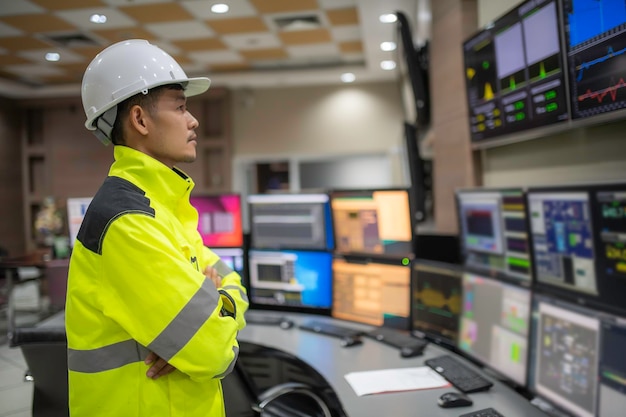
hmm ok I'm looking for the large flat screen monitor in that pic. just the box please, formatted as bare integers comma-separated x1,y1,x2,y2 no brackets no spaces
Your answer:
189,193,243,248
459,272,532,387
562,0,626,120
247,193,333,251
462,0,569,143
457,188,532,284
529,293,602,417
247,249,332,314
411,260,463,349
527,182,626,316
330,188,414,260
332,256,411,329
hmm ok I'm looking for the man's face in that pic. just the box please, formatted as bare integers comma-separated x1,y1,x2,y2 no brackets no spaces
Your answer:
143,88,199,168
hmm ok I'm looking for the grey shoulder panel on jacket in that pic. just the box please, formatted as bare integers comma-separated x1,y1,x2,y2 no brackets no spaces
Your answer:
76,176,155,254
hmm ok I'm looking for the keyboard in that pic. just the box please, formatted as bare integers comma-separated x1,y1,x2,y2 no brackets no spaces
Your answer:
424,354,493,393
365,327,428,351
298,320,364,339
458,408,504,417
245,313,293,329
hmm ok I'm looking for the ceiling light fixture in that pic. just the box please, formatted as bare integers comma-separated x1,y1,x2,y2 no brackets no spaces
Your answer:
211,3,229,14
380,60,396,70
89,14,107,24
45,52,60,62
380,41,396,51
379,13,397,23
341,73,356,83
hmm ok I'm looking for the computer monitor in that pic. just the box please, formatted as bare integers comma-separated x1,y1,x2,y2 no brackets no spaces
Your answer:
597,312,626,417
66,197,93,248
331,256,411,329
189,193,243,248
562,0,626,121
462,0,569,143
411,260,463,349
211,247,245,279
457,188,532,283
459,272,532,387
247,249,332,314
247,193,333,251
528,182,626,316
329,188,414,260
529,293,601,417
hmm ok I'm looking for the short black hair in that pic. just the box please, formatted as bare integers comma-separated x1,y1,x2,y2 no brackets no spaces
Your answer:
109,84,184,145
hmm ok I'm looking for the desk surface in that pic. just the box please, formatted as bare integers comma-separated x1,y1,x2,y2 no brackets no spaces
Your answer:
240,311,547,417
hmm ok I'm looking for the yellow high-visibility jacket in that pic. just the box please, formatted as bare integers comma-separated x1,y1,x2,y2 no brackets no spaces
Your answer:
66,146,248,417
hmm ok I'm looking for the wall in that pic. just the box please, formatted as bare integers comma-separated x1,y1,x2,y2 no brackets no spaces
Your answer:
0,98,24,256
476,0,626,187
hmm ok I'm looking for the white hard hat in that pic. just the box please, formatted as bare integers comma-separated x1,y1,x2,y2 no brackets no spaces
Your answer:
81,39,211,144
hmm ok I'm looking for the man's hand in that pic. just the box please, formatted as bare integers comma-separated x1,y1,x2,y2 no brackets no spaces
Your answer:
144,351,176,380
204,265,222,288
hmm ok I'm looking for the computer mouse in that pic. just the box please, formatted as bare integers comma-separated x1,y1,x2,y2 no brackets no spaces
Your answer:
437,391,473,408
340,336,363,347
400,345,423,358
279,319,294,330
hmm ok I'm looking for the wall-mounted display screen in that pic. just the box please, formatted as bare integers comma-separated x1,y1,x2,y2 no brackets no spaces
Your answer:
563,0,626,120
189,194,243,248
463,0,569,143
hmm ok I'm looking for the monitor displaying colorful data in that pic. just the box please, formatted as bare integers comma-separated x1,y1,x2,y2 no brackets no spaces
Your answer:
247,249,332,313
459,272,532,386
66,197,93,248
330,189,414,260
457,188,532,283
530,294,601,417
562,0,626,120
528,182,626,316
411,260,463,349
332,257,411,329
462,0,569,143
247,193,333,251
190,194,243,248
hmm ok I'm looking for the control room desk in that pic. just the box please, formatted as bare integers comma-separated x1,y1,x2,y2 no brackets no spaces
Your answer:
239,311,547,417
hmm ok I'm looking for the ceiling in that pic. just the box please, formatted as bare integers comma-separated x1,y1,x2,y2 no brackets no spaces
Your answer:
0,0,431,99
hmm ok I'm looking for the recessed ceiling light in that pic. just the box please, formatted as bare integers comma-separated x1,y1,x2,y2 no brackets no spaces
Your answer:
379,13,397,23
341,73,356,83
89,14,107,24
380,60,396,70
211,3,229,14
45,52,60,62
380,41,396,51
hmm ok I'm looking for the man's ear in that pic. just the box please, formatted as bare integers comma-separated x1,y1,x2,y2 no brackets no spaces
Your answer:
128,105,149,136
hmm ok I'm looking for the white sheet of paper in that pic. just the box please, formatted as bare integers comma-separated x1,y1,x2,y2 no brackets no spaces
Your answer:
344,366,451,396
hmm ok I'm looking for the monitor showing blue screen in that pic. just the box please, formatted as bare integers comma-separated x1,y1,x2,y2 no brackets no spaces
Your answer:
247,249,332,313
562,0,626,120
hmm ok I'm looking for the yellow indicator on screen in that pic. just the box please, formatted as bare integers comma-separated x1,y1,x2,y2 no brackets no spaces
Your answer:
484,82,494,100
511,343,520,363
467,67,476,80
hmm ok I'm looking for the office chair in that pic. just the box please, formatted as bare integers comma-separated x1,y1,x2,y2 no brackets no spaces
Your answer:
223,341,346,417
9,326,69,417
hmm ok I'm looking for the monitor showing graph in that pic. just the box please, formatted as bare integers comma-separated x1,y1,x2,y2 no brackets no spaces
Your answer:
457,188,532,283
332,257,411,329
247,249,332,313
411,260,463,349
330,188,414,260
190,193,243,248
463,0,568,142
563,0,626,120
459,272,532,386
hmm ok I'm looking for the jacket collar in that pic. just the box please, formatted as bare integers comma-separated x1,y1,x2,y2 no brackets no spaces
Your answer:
109,146,195,211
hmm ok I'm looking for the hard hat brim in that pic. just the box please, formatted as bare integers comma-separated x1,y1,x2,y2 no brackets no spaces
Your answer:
184,77,211,97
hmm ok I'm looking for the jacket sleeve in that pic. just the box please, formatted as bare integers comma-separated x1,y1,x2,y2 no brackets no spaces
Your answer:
97,213,239,382
201,245,248,330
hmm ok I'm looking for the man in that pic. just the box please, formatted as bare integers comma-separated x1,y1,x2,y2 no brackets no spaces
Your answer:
65,39,248,416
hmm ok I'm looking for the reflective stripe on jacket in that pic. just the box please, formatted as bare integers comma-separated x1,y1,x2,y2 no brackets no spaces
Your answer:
66,146,248,417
